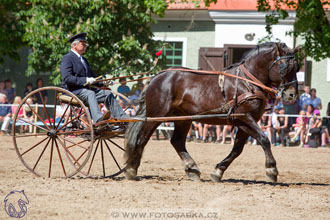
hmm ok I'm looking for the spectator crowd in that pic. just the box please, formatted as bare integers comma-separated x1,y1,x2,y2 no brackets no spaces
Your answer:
1,77,330,149
0,78,48,135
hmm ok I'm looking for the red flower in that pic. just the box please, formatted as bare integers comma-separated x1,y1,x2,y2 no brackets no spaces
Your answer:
155,50,162,57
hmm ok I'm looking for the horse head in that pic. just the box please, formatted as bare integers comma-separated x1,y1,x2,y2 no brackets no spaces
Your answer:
244,42,300,102
277,43,300,102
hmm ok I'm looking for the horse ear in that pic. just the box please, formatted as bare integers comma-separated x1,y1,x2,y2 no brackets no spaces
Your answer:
276,42,286,55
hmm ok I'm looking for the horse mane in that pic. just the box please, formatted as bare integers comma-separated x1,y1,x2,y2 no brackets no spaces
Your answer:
224,42,277,71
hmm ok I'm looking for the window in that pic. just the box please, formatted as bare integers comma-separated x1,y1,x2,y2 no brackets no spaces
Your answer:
163,42,183,67
153,37,187,67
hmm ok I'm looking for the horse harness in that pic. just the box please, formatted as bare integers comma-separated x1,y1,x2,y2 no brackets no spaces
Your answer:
168,66,277,116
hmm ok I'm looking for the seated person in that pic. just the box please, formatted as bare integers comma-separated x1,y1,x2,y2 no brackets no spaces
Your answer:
129,82,144,101
275,109,289,147
291,110,308,147
308,110,330,147
11,96,24,133
117,77,131,101
23,98,34,133
11,96,24,118
60,32,126,124
0,93,12,135
55,101,70,124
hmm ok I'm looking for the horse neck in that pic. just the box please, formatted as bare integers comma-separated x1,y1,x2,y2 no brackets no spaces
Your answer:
243,58,274,87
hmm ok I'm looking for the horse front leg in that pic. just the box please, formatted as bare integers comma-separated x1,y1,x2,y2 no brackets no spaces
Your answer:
212,115,278,183
171,121,201,181
242,119,278,182
211,128,249,182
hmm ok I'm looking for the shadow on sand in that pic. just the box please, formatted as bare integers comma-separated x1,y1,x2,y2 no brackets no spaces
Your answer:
73,175,330,187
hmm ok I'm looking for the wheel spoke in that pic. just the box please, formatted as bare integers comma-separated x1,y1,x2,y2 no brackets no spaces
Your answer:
101,140,105,177
16,118,49,133
57,128,91,136
104,139,122,171
66,139,89,149
57,135,88,150
73,147,89,166
56,138,81,167
25,102,51,130
54,139,66,176
48,139,54,177
32,138,51,171
87,139,100,175
108,139,125,151
21,137,49,156
55,97,73,130
72,108,91,129
57,111,87,131
53,91,58,128
39,91,52,128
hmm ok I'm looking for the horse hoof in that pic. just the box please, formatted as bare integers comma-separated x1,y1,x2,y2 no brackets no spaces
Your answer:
187,172,201,182
210,169,223,182
266,168,278,183
185,167,201,182
124,168,138,180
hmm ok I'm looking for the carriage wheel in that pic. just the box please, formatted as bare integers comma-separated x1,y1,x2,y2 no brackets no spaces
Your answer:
72,90,137,178
12,87,94,178
75,134,126,178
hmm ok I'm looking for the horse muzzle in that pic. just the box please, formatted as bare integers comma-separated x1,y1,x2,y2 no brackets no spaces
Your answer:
280,83,297,102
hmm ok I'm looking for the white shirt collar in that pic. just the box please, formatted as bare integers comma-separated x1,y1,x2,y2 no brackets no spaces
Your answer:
71,49,81,58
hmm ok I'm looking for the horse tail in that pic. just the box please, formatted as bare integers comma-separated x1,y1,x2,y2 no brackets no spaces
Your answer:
124,82,149,163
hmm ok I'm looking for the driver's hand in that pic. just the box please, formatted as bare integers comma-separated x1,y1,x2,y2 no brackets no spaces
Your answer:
86,77,96,85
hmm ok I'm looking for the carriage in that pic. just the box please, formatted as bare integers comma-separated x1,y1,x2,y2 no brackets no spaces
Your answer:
12,86,244,178
12,42,300,182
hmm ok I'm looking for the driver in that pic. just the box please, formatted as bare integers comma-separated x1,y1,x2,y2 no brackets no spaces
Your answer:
60,32,126,123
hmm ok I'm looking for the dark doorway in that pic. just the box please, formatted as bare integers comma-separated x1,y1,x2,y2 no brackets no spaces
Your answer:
224,44,255,68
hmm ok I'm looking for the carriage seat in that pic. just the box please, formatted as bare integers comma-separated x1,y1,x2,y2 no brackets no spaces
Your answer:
57,93,89,107
58,93,107,108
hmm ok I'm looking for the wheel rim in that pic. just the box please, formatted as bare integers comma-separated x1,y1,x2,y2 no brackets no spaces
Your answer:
12,87,94,178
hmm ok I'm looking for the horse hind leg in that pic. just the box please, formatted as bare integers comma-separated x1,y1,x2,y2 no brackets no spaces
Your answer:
171,121,201,181
124,121,160,180
211,128,249,182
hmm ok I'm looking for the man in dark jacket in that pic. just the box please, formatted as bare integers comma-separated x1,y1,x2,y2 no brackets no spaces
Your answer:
60,32,126,123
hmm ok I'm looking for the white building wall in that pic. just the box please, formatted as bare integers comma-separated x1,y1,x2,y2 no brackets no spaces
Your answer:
209,11,296,48
214,24,294,48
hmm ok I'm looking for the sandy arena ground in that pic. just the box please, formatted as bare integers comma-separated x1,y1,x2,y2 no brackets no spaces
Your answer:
1,135,330,220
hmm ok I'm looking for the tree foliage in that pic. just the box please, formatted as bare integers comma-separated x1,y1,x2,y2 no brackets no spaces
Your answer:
257,0,330,61
0,0,28,63
2,0,329,84
18,0,169,84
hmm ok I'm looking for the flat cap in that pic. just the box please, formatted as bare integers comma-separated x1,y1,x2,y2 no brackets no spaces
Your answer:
68,32,87,43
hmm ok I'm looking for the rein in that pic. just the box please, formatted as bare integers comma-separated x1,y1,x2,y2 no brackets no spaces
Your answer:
166,67,278,97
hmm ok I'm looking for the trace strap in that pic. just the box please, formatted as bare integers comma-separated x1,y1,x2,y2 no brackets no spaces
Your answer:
167,68,278,98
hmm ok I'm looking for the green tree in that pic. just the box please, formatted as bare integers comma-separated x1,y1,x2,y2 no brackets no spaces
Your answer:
18,0,169,84
0,0,28,63
257,0,330,61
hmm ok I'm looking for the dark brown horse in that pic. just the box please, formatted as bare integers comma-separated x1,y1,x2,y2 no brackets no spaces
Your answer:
124,42,299,182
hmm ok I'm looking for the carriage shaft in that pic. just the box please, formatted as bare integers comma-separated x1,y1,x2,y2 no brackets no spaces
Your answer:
101,113,245,124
